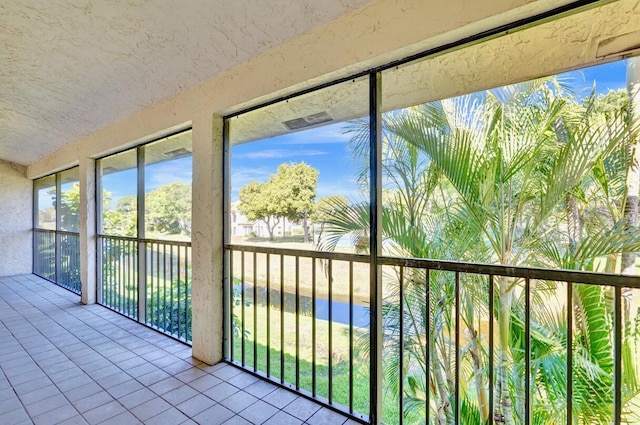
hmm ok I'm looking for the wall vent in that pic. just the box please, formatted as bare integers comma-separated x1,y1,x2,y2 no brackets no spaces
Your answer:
283,111,333,130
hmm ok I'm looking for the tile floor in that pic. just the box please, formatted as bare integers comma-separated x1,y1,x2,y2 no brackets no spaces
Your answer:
0,275,357,425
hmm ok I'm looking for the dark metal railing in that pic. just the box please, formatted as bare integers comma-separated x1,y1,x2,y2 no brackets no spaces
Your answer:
99,235,139,319
376,256,639,425
226,244,371,422
33,229,81,294
225,244,640,425
58,231,81,293
98,234,192,343
34,229,56,282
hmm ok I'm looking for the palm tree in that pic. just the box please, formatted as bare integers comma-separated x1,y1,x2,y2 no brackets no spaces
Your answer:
320,78,640,424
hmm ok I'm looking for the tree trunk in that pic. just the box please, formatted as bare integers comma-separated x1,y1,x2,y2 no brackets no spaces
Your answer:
495,276,515,425
263,216,279,241
468,326,489,422
434,340,453,425
303,212,309,243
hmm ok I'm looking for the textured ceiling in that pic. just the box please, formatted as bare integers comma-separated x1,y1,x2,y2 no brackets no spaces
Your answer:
0,0,372,165
230,0,640,146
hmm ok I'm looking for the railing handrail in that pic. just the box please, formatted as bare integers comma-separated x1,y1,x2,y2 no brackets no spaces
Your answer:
98,233,192,247
226,243,640,288
225,243,369,262
33,228,56,233
33,228,80,237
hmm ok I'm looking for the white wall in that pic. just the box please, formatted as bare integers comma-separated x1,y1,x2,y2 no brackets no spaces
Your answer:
0,160,32,276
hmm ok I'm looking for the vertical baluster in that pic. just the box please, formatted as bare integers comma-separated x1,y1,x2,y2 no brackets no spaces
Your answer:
156,242,161,329
134,240,139,318
425,269,430,424
280,254,285,384
116,237,119,309
111,237,114,310
614,285,622,425
229,249,234,362
454,271,460,425
177,244,182,340
131,239,135,317
489,274,495,425
102,237,113,306
399,266,404,425
312,257,317,397
328,258,333,404
241,250,246,367
349,261,354,413
567,282,573,425
185,245,190,342
253,251,258,371
163,243,168,333
266,253,271,377
121,239,125,314
122,239,126,313
110,237,114,309
149,242,153,323
295,255,300,389
125,240,129,316
170,243,174,336
525,278,531,425
107,237,110,305
119,238,123,312
103,237,107,304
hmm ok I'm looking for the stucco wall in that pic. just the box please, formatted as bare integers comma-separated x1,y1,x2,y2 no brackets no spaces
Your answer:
0,160,32,276
26,0,575,178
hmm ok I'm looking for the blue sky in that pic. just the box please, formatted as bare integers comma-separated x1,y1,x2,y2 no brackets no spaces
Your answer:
231,122,366,202
78,59,630,209
230,60,630,203
101,156,193,209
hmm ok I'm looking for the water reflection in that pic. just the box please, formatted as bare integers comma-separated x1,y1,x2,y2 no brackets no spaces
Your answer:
238,284,369,328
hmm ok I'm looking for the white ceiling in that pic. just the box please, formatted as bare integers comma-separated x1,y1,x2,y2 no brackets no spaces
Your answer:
0,0,372,166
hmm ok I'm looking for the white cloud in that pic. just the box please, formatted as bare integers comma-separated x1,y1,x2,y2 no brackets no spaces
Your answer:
233,149,327,160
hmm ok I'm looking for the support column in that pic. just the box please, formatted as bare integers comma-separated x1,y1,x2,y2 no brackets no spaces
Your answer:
79,157,96,305
191,113,223,365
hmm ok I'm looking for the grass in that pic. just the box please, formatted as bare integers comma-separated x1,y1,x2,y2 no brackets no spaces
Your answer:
230,247,371,304
230,301,411,423
231,300,370,412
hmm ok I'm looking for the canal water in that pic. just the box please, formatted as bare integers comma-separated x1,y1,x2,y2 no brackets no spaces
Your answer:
237,284,370,328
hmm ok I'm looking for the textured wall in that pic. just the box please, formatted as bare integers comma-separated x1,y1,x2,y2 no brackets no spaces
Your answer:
27,0,560,178
0,160,31,276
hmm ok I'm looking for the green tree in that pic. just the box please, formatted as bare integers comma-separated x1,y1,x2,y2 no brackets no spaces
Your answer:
271,162,319,242
321,78,640,424
103,195,137,237
310,195,349,223
145,182,191,236
238,180,283,241
310,195,349,246
238,162,318,242
59,183,80,232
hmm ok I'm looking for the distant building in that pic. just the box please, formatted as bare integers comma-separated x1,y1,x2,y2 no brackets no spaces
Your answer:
230,202,307,239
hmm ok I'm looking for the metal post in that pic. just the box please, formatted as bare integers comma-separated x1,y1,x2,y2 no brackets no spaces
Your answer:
138,146,147,323
614,285,622,424
55,173,62,285
223,118,232,360
96,161,103,304
369,71,383,424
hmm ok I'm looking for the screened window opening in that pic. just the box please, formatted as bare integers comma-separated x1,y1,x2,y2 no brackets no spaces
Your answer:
33,167,81,293
97,129,194,343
